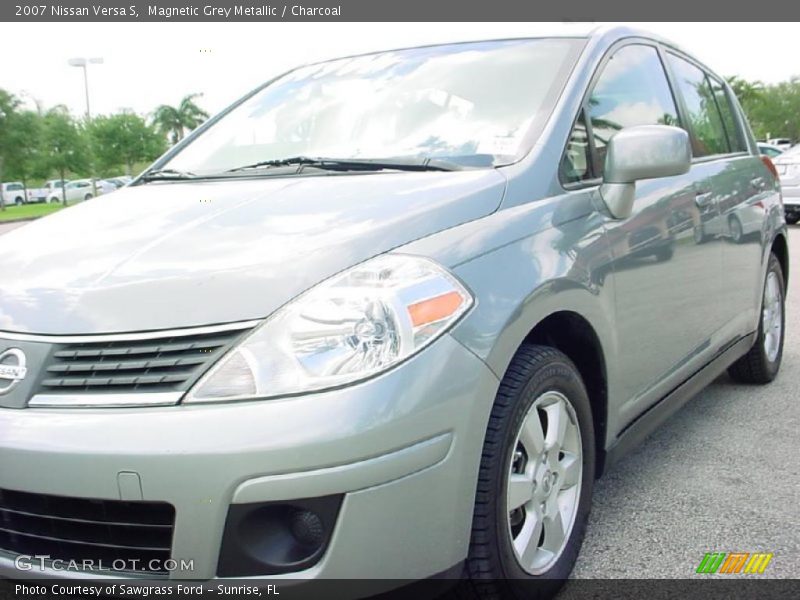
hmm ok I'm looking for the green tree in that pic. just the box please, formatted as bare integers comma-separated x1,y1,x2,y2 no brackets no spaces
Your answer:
41,107,90,205
0,89,20,210
726,76,764,109
151,93,209,145
4,110,45,191
752,77,800,141
90,112,165,175
727,75,800,141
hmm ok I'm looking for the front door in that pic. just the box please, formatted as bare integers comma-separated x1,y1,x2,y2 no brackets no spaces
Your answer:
578,43,726,427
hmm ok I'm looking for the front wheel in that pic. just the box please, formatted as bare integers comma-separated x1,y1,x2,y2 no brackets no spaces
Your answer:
728,253,785,383
462,345,595,600
84,194,93,201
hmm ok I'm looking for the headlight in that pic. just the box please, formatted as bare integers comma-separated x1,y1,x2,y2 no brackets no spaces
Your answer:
185,254,473,403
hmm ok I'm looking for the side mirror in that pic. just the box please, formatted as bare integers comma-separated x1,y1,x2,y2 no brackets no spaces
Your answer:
600,125,691,219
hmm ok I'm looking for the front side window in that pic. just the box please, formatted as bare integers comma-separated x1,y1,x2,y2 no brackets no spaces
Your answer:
159,39,581,175
587,45,679,177
564,44,680,183
561,111,590,183
667,54,730,157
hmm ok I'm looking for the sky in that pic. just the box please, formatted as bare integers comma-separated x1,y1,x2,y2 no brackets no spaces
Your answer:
2,22,799,118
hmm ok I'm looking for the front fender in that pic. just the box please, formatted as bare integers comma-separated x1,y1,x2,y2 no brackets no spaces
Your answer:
399,190,619,412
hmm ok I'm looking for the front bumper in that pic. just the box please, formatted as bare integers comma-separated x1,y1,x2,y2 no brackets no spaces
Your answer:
0,334,499,581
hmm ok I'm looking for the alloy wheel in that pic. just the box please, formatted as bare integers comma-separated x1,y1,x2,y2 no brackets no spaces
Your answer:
506,390,582,575
762,270,783,363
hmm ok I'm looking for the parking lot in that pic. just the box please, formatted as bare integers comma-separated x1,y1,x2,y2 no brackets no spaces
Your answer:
0,220,796,582
0,222,26,236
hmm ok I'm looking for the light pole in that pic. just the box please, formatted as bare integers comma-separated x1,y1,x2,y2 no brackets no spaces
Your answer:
0,106,6,211
68,56,103,196
68,57,103,119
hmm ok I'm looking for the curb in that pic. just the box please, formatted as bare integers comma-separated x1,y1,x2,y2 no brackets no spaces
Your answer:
0,216,41,224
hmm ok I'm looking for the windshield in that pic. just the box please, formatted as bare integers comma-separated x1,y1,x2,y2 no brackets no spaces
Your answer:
160,38,581,175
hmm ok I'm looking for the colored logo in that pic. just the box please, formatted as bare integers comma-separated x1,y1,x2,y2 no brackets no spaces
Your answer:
697,552,773,574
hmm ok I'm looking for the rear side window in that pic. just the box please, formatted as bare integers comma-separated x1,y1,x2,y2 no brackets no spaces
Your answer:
666,54,730,157
710,79,747,152
562,44,679,183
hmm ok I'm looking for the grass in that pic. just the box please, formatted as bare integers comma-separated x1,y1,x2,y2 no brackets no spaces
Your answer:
0,202,64,222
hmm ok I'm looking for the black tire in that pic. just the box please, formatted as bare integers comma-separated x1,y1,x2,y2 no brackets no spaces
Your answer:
786,214,800,225
728,253,785,384
729,215,743,244
15,197,23,206
654,245,674,262
693,224,706,245
84,194,93,201
461,345,595,600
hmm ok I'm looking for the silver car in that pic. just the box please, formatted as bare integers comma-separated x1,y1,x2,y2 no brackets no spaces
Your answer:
774,145,800,224
0,25,787,596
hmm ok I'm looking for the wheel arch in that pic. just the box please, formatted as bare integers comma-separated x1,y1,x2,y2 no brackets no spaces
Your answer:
521,310,609,478
771,232,789,292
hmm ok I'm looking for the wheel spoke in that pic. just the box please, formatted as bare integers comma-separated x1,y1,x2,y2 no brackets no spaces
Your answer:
519,410,545,456
545,399,569,451
559,452,581,489
507,473,534,511
541,505,566,553
515,509,544,568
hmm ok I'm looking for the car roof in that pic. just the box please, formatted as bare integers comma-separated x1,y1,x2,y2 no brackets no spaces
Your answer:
301,25,687,70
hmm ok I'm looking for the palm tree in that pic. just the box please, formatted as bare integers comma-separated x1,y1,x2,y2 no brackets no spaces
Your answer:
152,93,209,145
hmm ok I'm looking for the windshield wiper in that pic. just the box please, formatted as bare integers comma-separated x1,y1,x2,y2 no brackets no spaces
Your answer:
139,168,197,182
225,156,463,173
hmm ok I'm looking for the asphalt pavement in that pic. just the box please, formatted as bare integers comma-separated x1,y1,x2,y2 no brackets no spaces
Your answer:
570,228,799,579
0,222,796,587
0,221,27,236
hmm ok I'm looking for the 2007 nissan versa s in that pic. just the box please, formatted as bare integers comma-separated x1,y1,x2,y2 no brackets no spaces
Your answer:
0,25,788,598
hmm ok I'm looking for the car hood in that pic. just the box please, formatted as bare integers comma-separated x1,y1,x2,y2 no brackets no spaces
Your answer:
0,171,505,334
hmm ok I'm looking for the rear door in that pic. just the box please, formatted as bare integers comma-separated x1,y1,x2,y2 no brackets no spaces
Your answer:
664,52,767,341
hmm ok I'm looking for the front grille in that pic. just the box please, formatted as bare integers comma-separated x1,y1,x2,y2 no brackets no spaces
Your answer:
0,488,175,574
37,329,248,394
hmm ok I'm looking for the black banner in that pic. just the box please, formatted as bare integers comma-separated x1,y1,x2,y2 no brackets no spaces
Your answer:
3,579,800,600
4,0,800,21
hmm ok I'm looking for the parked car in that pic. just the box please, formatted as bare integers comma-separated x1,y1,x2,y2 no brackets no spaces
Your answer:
0,26,787,596
47,179,96,203
774,144,800,224
767,137,794,151
26,179,70,203
0,182,26,206
105,175,134,189
757,142,784,158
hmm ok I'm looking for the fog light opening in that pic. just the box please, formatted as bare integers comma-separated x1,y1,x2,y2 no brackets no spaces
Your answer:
217,495,343,577
289,509,325,549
